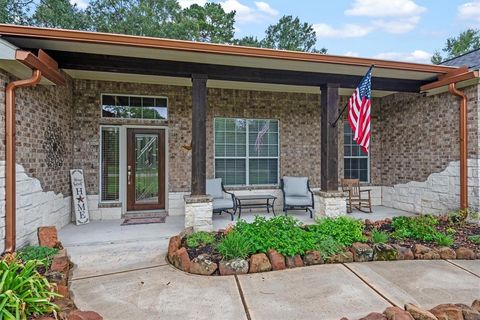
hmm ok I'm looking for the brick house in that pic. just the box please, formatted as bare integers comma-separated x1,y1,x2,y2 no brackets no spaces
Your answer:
0,24,479,251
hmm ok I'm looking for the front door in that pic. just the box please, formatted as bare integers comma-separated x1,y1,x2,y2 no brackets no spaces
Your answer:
127,128,166,211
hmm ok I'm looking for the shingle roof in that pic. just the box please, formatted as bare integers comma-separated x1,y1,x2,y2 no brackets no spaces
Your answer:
441,49,480,70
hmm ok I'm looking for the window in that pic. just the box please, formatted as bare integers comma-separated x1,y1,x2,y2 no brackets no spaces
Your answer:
344,122,369,182
101,94,168,120
100,126,120,201
214,118,279,186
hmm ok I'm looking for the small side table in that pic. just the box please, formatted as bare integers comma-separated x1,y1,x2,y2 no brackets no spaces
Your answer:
235,195,277,219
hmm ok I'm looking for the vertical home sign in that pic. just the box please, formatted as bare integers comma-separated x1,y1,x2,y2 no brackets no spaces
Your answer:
70,169,90,225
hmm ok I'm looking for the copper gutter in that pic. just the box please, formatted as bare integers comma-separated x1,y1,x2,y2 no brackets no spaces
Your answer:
0,24,457,74
4,49,65,253
448,83,468,210
5,70,42,253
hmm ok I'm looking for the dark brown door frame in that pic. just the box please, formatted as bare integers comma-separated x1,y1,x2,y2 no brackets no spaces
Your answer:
126,128,166,211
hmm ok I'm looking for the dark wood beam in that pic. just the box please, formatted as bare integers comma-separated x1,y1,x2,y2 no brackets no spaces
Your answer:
191,74,208,196
320,83,340,191
45,50,426,92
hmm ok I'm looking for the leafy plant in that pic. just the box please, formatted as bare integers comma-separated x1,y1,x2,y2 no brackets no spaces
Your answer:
446,227,456,236
308,216,367,247
371,229,389,244
17,246,58,269
186,231,216,248
234,216,317,257
392,215,440,242
316,237,344,259
434,233,454,246
468,235,480,245
0,258,59,319
217,231,252,260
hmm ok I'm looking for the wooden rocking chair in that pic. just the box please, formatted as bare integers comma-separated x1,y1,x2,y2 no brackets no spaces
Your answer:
341,178,372,213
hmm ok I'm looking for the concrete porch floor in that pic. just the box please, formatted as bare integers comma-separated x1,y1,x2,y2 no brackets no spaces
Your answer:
58,206,480,320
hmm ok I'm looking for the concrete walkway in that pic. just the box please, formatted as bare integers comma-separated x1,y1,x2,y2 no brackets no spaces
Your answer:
58,208,479,320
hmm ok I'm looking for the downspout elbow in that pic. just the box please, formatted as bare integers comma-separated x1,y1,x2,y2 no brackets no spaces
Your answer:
4,70,42,253
448,83,468,210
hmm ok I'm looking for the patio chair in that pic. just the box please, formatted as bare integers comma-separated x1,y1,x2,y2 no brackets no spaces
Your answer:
280,176,314,218
206,178,236,221
341,178,372,213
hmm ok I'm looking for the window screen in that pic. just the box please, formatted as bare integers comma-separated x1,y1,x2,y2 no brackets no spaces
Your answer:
214,118,279,185
101,127,120,201
344,122,369,182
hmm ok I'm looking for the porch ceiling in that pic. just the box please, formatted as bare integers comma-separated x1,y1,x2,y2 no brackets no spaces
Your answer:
0,24,460,94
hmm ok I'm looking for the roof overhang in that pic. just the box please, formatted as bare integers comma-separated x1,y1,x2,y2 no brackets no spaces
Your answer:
0,24,470,95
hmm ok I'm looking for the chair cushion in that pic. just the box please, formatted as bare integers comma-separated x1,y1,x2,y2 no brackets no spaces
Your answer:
283,176,309,197
206,178,224,199
213,198,234,210
285,196,312,207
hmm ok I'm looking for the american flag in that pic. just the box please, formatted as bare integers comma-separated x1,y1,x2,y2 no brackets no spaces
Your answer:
348,66,373,153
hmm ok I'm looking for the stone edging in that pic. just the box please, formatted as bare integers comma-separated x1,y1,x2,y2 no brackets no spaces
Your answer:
342,300,480,320
167,232,480,276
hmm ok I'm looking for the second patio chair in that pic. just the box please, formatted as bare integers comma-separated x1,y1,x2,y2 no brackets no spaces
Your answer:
280,176,314,218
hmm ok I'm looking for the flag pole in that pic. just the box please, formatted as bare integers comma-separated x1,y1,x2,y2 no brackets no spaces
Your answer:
330,64,375,127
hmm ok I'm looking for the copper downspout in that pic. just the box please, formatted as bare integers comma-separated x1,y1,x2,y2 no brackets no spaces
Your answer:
448,83,468,210
5,70,42,253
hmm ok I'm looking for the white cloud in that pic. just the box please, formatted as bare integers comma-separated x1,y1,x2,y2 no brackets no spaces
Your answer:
373,16,420,34
458,1,480,21
373,50,432,63
178,0,207,8
344,51,360,57
254,1,278,17
345,0,426,17
70,0,89,9
313,23,374,38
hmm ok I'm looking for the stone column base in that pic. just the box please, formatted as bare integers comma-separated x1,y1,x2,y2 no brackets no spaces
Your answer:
184,195,213,232
314,191,348,218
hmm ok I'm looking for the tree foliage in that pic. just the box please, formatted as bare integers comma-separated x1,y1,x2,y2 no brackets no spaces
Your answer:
262,15,321,52
0,1,328,52
431,28,480,64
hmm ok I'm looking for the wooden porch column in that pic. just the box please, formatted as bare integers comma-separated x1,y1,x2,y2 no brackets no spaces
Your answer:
320,83,340,191
191,74,208,196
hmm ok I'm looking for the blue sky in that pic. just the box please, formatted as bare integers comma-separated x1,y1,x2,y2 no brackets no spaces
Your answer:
72,0,480,63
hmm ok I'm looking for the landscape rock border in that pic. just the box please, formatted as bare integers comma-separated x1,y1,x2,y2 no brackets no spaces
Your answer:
167,229,480,276
33,226,104,320
341,299,480,320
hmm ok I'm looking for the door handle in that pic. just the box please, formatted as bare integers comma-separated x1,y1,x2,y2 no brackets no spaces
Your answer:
127,165,132,185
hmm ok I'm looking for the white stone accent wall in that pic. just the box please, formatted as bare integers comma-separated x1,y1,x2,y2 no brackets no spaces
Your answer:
86,195,122,220
184,196,213,231
0,162,71,250
382,159,480,214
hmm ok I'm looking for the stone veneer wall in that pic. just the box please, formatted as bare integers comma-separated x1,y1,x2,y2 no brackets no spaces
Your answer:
0,69,74,248
376,85,480,213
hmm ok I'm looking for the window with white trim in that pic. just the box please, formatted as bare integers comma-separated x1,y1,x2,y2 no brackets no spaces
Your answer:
100,126,120,201
101,94,168,120
214,118,279,186
344,122,369,182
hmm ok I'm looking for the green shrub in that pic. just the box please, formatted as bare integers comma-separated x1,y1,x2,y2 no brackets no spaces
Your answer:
434,233,454,246
0,259,59,319
371,229,389,244
234,216,317,257
308,216,367,247
217,231,252,260
316,236,344,259
17,246,58,269
392,215,440,242
186,231,216,248
468,235,480,245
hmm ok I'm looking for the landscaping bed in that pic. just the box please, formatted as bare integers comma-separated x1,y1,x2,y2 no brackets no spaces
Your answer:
0,227,102,320
168,212,480,276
